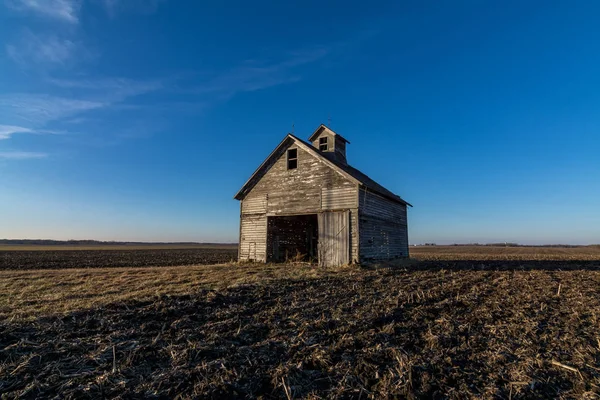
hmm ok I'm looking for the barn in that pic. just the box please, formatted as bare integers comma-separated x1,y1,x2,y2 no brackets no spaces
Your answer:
234,124,412,266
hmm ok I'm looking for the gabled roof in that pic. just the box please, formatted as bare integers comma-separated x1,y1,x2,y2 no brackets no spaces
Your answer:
308,124,350,144
234,133,411,207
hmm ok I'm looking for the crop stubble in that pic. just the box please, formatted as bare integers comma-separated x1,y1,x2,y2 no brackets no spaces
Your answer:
1,247,599,399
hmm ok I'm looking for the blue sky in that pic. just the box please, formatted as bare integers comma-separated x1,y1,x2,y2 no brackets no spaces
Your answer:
0,1,599,244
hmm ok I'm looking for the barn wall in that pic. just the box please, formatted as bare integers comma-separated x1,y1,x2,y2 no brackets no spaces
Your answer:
349,209,358,263
321,187,356,209
242,195,267,214
245,144,357,214
358,189,408,261
239,214,267,262
318,210,350,267
241,143,359,263
359,189,408,224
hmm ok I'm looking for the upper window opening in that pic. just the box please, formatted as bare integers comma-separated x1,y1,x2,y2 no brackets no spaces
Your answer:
287,148,298,170
319,137,328,151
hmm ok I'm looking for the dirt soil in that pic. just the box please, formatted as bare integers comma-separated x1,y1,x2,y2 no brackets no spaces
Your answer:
2,245,599,271
0,248,238,270
1,263,599,399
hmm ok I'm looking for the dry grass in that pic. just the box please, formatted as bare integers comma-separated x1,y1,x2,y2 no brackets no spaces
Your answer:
2,246,599,322
0,263,353,322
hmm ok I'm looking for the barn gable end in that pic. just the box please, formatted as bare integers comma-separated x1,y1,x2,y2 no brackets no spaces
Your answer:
237,136,359,262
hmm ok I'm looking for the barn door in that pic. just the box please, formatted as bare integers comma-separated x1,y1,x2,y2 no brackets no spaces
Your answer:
318,211,350,267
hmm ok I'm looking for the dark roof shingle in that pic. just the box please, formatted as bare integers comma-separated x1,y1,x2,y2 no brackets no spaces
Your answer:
291,135,412,206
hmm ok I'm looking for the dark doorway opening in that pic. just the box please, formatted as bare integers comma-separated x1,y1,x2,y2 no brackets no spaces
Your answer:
267,214,318,263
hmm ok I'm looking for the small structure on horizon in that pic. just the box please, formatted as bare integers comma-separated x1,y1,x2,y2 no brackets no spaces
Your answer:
234,124,412,266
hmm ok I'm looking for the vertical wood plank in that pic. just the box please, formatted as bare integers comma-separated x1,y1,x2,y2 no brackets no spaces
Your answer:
318,210,350,267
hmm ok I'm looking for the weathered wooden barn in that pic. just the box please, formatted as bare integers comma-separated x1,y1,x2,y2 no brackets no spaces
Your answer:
234,124,412,266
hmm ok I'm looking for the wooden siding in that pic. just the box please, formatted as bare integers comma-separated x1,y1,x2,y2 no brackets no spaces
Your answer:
358,217,409,260
237,134,410,266
242,195,267,214
333,139,347,165
349,209,359,263
318,211,350,267
311,131,335,151
358,188,409,261
321,187,357,210
239,214,267,261
244,145,357,215
311,131,347,164
359,188,408,224
240,144,359,265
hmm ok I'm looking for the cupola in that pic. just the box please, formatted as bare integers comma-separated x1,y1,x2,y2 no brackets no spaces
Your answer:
308,124,350,165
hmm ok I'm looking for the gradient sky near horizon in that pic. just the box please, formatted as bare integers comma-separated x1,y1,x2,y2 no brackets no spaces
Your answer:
1,1,599,244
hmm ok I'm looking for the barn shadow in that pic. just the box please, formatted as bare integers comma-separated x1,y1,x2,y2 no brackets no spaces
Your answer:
366,258,600,271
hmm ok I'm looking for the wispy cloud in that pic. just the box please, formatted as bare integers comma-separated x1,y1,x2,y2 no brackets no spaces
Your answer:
0,94,106,126
0,76,166,132
185,46,330,99
0,124,63,139
0,151,48,159
48,77,164,99
5,0,81,23
6,30,80,66
0,125,33,139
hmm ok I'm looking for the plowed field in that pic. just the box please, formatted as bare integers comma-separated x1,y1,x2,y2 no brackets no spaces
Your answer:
1,247,599,399
0,248,238,270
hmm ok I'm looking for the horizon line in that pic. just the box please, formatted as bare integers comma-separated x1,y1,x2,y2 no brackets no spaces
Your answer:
1,239,598,247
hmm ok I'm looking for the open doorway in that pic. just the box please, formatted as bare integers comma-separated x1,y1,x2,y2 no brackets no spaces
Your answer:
267,214,318,263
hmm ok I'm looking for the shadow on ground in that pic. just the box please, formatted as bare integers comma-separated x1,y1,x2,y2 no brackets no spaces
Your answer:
2,265,599,399
373,259,600,271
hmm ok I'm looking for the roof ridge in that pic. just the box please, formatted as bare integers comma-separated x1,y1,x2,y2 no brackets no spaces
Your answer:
307,124,350,143
234,132,411,207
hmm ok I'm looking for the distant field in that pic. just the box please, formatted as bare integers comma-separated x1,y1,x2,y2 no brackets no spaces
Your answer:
0,247,239,270
410,245,600,260
2,244,599,271
0,243,238,251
